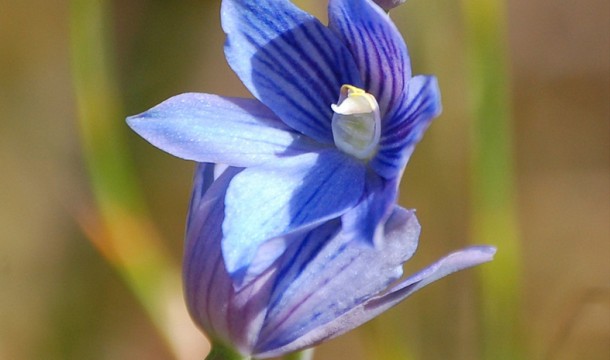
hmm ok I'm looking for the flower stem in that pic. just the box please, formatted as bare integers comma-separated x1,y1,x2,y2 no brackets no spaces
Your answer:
460,0,525,359
205,344,249,360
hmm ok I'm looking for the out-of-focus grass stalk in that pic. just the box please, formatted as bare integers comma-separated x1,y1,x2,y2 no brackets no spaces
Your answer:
69,1,194,358
460,0,524,359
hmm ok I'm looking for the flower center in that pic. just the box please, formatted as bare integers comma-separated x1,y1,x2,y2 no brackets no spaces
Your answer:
331,85,381,160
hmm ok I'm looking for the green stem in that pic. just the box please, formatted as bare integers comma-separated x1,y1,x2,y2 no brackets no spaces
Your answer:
69,0,185,358
460,0,524,359
206,343,250,360
204,344,314,360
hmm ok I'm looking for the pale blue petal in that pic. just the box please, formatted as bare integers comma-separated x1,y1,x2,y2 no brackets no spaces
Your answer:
365,246,497,312
222,0,362,143
127,93,319,167
222,150,365,285
254,207,420,356
371,75,442,179
329,0,411,118
257,245,495,356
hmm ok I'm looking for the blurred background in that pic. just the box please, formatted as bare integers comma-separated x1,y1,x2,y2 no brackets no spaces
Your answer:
0,0,608,359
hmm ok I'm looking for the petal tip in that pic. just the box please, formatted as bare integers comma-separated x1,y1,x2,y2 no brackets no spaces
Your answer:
125,114,143,129
470,245,498,259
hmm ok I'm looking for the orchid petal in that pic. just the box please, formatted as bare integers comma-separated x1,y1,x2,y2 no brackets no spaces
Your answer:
371,75,441,179
127,93,318,167
222,0,362,143
365,246,497,313
259,245,495,356
183,165,241,346
185,163,217,236
340,170,398,246
184,164,277,354
222,150,365,285
329,0,411,118
254,207,420,356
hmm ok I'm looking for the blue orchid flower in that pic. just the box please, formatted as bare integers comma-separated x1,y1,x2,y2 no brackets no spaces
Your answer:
128,0,495,357
129,0,443,284
183,162,494,358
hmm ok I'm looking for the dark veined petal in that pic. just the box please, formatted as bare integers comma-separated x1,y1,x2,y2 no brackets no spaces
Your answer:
253,207,420,356
340,170,399,246
183,165,240,347
258,244,496,357
127,93,319,167
185,163,224,237
184,164,277,355
222,0,362,143
329,0,411,118
371,75,442,179
222,150,365,286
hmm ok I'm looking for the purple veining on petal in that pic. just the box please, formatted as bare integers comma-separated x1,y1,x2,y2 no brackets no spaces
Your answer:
329,0,411,119
222,149,365,286
128,1,495,357
256,246,495,358
255,207,421,353
184,165,242,343
372,75,441,179
223,0,362,143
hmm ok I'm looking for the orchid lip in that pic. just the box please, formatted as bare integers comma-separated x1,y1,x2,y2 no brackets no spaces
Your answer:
331,85,381,160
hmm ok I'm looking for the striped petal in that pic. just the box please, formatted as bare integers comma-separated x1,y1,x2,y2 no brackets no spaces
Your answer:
340,170,398,246
222,150,365,286
254,207,420,356
184,164,277,355
371,75,442,179
222,0,362,143
183,165,242,347
257,245,496,357
185,163,225,236
127,93,319,167
329,0,411,119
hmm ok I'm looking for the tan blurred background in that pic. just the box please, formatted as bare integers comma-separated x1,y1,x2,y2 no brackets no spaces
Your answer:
0,0,608,359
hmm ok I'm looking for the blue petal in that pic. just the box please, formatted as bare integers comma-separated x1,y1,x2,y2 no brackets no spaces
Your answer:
183,165,241,346
254,207,421,356
257,244,495,357
340,170,398,246
185,163,217,235
222,150,365,285
329,0,411,118
127,93,319,167
222,0,362,143
371,75,442,179
365,246,497,310
184,164,277,354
